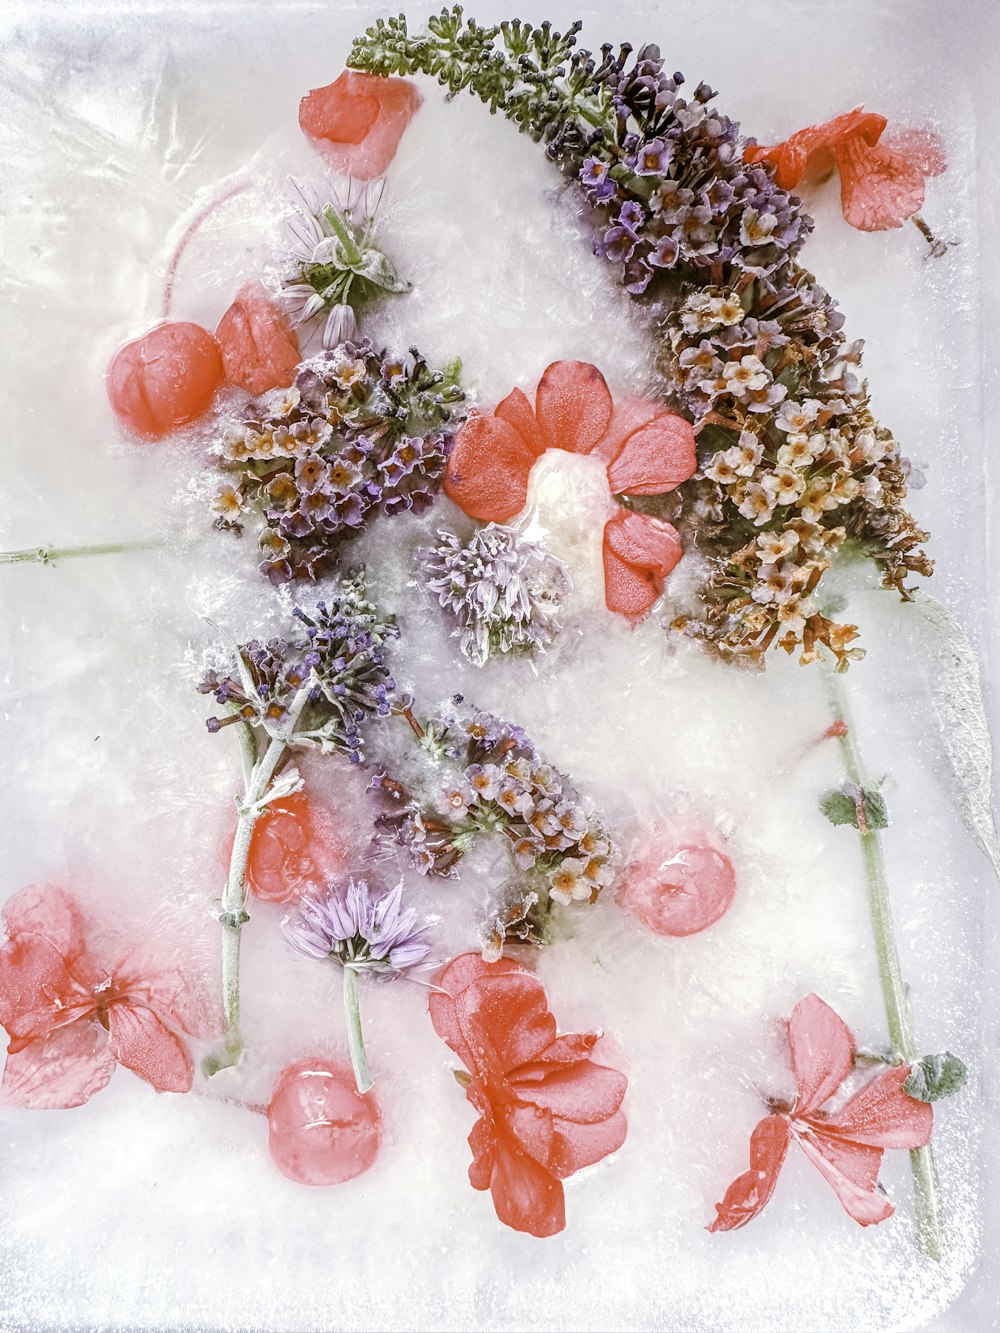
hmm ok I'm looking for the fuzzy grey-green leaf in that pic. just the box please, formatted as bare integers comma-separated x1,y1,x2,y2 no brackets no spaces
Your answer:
904,1052,969,1103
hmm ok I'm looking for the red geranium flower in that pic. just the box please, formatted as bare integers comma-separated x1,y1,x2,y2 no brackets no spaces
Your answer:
0,886,203,1109
299,71,422,180
444,360,696,618
709,993,933,1231
429,953,628,1238
745,108,946,232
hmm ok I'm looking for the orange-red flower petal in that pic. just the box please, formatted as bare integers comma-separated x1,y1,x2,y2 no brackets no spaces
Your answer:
602,509,683,618
815,1063,933,1149
834,136,927,231
744,108,886,191
106,321,224,439
795,1131,894,1225
534,360,614,454
444,414,540,521
708,1114,791,1231
216,282,300,396
606,412,697,496
299,71,422,179
788,992,855,1116
105,1002,193,1094
0,1021,116,1110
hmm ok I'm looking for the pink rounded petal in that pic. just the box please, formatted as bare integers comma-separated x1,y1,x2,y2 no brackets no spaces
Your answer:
884,126,947,177
495,386,549,456
105,1002,193,1093
2,885,86,957
534,360,613,454
707,1114,791,1232
445,414,539,521
799,1126,882,1191
593,398,662,465
486,1120,566,1237
788,994,856,1116
1,1021,115,1109
429,953,524,1067
796,1131,894,1225
834,137,926,231
0,934,94,1046
106,321,224,439
606,413,697,496
299,72,422,179
602,510,683,619
617,840,737,938
536,1032,600,1065
216,282,300,395
815,1064,934,1149
268,1059,381,1186
744,109,886,191
467,1110,496,1191
454,972,557,1077
511,1058,627,1126
552,1107,628,1176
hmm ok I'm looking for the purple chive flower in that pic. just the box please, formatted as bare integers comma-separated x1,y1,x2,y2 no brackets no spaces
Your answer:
282,878,433,974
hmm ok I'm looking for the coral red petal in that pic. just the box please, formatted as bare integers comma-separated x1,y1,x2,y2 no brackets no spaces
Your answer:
593,398,662,465
299,72,422,179
105,1003,192,1093
796,1131,894,1225
467,1110,497,1191
0,934,94,1046
602,510,683,618
606,413,697,496
455,972,557,1076
268,1059,381,1185
787,993,856,1115
511,1058,628,1125
429,953,527,1068
2,885,86,958
216,283,300,395
534,360,613,454
106,322,223,439
495,386,550,456
816,1064,934,1149
707,1114,791,1231
445,415,538,521
834,137,926,231
552,1107,629,1176
487,1121,566,1237
0,1021,115,1109
884,126,947,177
745,110,886,191
800,1127,883,1192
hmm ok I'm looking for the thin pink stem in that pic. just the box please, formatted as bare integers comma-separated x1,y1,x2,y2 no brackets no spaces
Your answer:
162,181,256,319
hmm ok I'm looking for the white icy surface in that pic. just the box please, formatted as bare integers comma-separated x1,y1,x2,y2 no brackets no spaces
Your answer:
0,1,996,1330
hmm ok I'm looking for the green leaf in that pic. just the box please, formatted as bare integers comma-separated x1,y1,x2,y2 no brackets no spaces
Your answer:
904,1052,969,1102
820,784,889,831
351,247,411,293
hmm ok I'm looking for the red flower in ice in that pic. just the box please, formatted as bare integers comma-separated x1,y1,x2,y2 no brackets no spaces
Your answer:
429,953,628,1238
299,71,422,180
745,109,946,232
0,886,203,1109
444,360,696,618
708,993,933,1231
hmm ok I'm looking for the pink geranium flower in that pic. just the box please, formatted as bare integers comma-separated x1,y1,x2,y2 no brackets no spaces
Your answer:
745,108,946,232
709,993,933,1231
444,360,696,618
299,71,422,179
429,953,628,1238
0,886,202,1109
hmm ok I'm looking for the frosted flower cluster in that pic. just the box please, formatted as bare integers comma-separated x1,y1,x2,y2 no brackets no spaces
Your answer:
282,879,433,974
213,340,465,585
419,524,571,666
373,708,614,920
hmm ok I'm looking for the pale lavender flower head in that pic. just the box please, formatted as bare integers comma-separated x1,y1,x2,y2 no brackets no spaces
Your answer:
282,878,433,974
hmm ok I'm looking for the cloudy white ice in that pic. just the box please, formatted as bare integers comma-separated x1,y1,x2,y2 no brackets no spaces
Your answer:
0,1,997,1330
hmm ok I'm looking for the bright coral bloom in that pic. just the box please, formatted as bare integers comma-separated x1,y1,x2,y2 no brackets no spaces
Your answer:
709,994,933,1231
0,886,200,1109
445,360,696,618
106,321,224,439
299,71,422,179
429,953,628,1238
216,282,301,395
745,108,946,232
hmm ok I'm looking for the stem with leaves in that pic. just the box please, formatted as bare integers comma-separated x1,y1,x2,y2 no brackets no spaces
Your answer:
823,659,943,1260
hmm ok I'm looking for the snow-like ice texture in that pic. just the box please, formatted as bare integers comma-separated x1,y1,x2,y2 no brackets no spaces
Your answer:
1,1,998,1330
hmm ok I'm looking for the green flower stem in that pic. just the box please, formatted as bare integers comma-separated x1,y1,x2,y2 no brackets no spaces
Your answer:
343,966,373,1094
322,204,364,266
210,688,311,1074
823,660,943,1261
0,539,161,566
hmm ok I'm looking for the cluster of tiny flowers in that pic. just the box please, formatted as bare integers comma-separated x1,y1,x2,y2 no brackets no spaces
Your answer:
372,708,614,910
281,879,433,974
198,571,399,761
419,524,571,667
212,340,465,585
579,50,810,293
659,277,931,666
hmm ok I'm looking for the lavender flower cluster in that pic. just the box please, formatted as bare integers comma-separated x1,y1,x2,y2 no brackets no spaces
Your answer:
282,879,433,974
581,60,810,294
198,570,399,762
419,524,571,667
213,341,466,586
372,707,614,913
